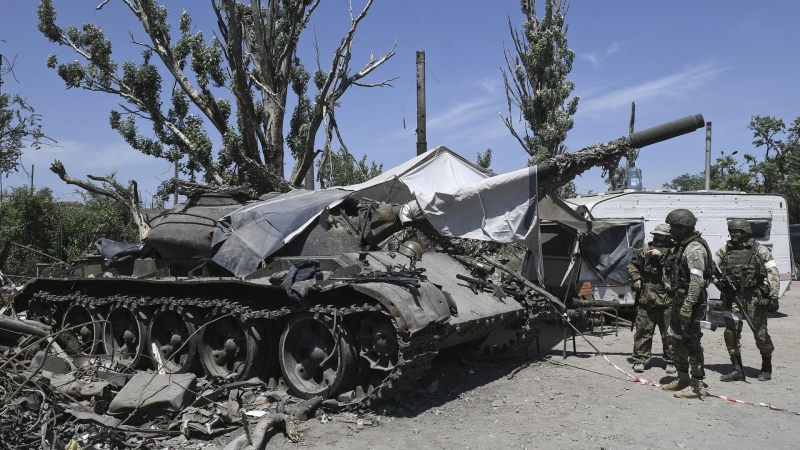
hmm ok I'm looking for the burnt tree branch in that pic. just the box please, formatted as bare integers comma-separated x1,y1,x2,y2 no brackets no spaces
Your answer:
50,160,151,240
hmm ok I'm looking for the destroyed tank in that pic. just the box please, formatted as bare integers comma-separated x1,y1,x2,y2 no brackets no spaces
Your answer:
16,114,705,407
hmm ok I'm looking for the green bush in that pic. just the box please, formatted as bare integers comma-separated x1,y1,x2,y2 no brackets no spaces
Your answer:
0,187,138,276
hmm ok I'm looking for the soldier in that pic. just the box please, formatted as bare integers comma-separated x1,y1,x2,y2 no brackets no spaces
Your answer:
713,218,779,382
628,224,675,374
656,209,713,399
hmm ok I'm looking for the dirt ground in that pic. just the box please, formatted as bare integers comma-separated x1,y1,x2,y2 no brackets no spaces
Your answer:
197,286,800,450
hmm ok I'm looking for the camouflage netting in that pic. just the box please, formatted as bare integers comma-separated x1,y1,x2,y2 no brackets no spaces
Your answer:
537,138,633,196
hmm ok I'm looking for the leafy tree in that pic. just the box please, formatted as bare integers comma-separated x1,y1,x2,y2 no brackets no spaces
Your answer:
746,116,800,223
662,173,704,192
501,0,579,196
0,187,137,275
476,148,492,170
37,0,395,194
317,148,381,188
709,151,753,192
60,189,139,259
0,51,54,173
663,151,752,193
747,116,787,193
0,187,62,275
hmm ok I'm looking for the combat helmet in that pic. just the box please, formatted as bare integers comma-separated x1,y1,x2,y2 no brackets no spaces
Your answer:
727,218,752,234
650,224,671,235
665,209,697,228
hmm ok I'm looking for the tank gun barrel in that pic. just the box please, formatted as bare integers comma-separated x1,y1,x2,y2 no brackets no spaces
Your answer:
625,113,705,149
536,113,705,192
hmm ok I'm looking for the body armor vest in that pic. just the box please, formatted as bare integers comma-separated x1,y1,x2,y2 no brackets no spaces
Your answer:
664,232,712,295
721,239,766,290
641,241,668,284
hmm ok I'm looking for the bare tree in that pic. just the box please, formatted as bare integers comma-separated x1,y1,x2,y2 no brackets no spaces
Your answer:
38,0,395,197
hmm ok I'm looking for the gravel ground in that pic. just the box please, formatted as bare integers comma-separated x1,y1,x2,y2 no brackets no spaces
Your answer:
202,286,799,450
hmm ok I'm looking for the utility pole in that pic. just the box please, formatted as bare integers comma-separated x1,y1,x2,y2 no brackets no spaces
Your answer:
704,122,712,190
627,102,635,168
416,51,427,156
174,162,179,206
30,164,34,193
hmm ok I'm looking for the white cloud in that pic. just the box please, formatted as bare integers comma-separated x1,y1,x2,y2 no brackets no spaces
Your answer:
581,42,620,67
427,97,498,131
578,63,724,116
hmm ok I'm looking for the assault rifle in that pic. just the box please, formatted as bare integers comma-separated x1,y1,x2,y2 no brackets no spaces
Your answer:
455,273,506,299
631,284,642,332
714,273,756,332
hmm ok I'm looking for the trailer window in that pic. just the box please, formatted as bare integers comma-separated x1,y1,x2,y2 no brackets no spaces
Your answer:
727,219,771,239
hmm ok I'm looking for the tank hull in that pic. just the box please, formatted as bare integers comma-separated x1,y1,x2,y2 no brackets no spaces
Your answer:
18,250,545,407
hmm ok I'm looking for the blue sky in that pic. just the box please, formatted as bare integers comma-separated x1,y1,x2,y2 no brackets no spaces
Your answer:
1,0,798,205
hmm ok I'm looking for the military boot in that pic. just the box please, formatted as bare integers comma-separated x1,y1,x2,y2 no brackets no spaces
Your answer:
720,356,744,382
674,378,706,399
661,371,690,391
758,355,772,381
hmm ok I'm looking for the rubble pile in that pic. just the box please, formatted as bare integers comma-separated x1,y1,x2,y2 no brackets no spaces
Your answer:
0,315,349,449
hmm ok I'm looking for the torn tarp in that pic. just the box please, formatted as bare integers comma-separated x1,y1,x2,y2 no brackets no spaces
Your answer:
95,238,144,267
580,221,644,284
415,166,538,243
211,189,351,277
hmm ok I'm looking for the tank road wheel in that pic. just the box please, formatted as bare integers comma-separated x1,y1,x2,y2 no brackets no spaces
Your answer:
147,305,203,374
102,304,151,369
279,313,358,399
62,302,102,354
356,312,398,371
199,309,266,380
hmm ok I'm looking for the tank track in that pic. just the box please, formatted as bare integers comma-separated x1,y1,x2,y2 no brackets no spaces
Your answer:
30,289,438,410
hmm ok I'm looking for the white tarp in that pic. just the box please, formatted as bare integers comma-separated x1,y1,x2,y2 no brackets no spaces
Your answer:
345,146,493,204
415,166,539,243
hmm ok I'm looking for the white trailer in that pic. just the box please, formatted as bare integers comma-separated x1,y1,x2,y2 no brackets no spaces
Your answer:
537,191,793,314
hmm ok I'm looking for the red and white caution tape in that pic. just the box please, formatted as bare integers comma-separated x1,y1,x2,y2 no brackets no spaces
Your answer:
559,317,800,416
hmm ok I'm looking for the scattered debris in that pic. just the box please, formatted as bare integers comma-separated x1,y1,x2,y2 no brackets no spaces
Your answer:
0,315,328,449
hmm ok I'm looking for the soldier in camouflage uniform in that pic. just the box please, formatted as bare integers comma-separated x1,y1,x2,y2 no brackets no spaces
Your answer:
656,209,713,399
713,218,780,382
628,224,675,374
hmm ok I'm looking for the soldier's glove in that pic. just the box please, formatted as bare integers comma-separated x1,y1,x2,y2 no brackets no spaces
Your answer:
679,304,693,321
756,295,771,308
768,297,780,313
